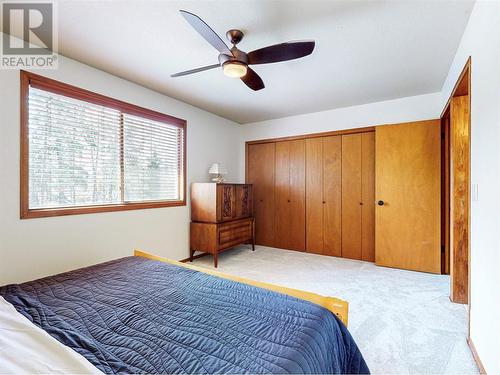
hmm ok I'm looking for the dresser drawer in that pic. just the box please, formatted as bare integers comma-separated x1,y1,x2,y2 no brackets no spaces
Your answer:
217,219,253,248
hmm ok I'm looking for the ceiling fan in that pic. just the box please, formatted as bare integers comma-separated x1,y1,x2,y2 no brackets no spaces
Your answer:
171,10,315,91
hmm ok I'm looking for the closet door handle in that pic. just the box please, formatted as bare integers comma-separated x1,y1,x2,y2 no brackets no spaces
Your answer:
378,200,384,206
287,199,291,203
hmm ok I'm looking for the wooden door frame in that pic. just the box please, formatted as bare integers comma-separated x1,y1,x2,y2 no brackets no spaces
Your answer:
440,57,471,324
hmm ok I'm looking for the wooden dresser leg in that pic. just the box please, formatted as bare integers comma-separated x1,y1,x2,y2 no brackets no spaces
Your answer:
214,252,218,268
189,249,194,262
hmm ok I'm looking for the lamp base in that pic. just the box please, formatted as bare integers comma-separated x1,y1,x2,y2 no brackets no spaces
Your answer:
211,175,225,183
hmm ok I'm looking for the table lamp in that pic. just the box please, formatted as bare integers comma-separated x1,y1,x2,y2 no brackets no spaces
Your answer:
209,163,227,183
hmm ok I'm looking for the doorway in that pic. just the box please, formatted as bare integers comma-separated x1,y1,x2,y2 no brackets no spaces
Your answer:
441,57,471,304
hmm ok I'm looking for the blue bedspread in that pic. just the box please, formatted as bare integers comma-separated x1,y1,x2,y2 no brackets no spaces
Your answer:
0,257,369,374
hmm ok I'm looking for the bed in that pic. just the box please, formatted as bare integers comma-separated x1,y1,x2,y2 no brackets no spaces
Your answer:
0,250,369,374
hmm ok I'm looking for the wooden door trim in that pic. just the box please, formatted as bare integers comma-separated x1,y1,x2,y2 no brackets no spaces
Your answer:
467,338,486,374
441,58,471,304
449,95,470,304
440,57,471,118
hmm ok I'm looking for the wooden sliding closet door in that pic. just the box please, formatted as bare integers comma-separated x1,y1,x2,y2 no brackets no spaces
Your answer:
247,129,374,259
275,140,305,251
341,134,362,260
375,120,441,273
275,141,289,249
247,142,275,247
323,136,342,256
305,136,341,256
305,138,324,254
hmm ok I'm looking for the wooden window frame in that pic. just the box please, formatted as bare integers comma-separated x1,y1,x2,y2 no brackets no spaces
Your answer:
20,70,187,219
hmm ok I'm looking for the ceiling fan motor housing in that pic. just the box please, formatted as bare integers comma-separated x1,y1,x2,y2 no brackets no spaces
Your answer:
226,29,244,45
218,48,248,66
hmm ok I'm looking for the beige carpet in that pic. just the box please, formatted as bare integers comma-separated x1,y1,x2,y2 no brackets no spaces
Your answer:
191,246,478,374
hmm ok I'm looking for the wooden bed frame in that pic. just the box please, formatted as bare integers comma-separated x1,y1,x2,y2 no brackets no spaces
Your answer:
134,249,349,326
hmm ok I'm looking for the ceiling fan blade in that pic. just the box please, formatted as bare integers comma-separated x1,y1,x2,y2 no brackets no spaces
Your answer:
179,10,232,55
247,41,315,65
171,64,220,77
241,67,265,91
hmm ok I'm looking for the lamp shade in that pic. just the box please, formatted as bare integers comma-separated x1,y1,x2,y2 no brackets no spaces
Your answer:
208,163,227,175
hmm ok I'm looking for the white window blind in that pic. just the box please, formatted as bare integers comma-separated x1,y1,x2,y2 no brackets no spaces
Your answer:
123,113,184,202
27,85,184,211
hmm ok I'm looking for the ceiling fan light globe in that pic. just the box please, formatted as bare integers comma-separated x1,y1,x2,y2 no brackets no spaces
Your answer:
223,62,247,78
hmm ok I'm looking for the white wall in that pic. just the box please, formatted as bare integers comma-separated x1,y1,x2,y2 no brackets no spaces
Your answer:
0,50,242,285
439,1,500,373
238,92,442,180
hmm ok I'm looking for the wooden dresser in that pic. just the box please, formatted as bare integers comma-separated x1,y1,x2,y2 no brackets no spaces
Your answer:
190,183,254,267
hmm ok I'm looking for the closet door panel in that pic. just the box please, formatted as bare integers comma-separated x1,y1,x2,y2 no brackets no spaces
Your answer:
288,139,306,251
361,132,375,262
323,136,342,257
275,141,290,249
305,138,324,254
341,134,362,260
247,143,275,247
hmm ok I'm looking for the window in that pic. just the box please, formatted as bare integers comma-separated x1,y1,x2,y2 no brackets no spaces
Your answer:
20,71,186,219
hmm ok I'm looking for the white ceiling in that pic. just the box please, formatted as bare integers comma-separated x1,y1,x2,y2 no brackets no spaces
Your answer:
52,1,473,123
